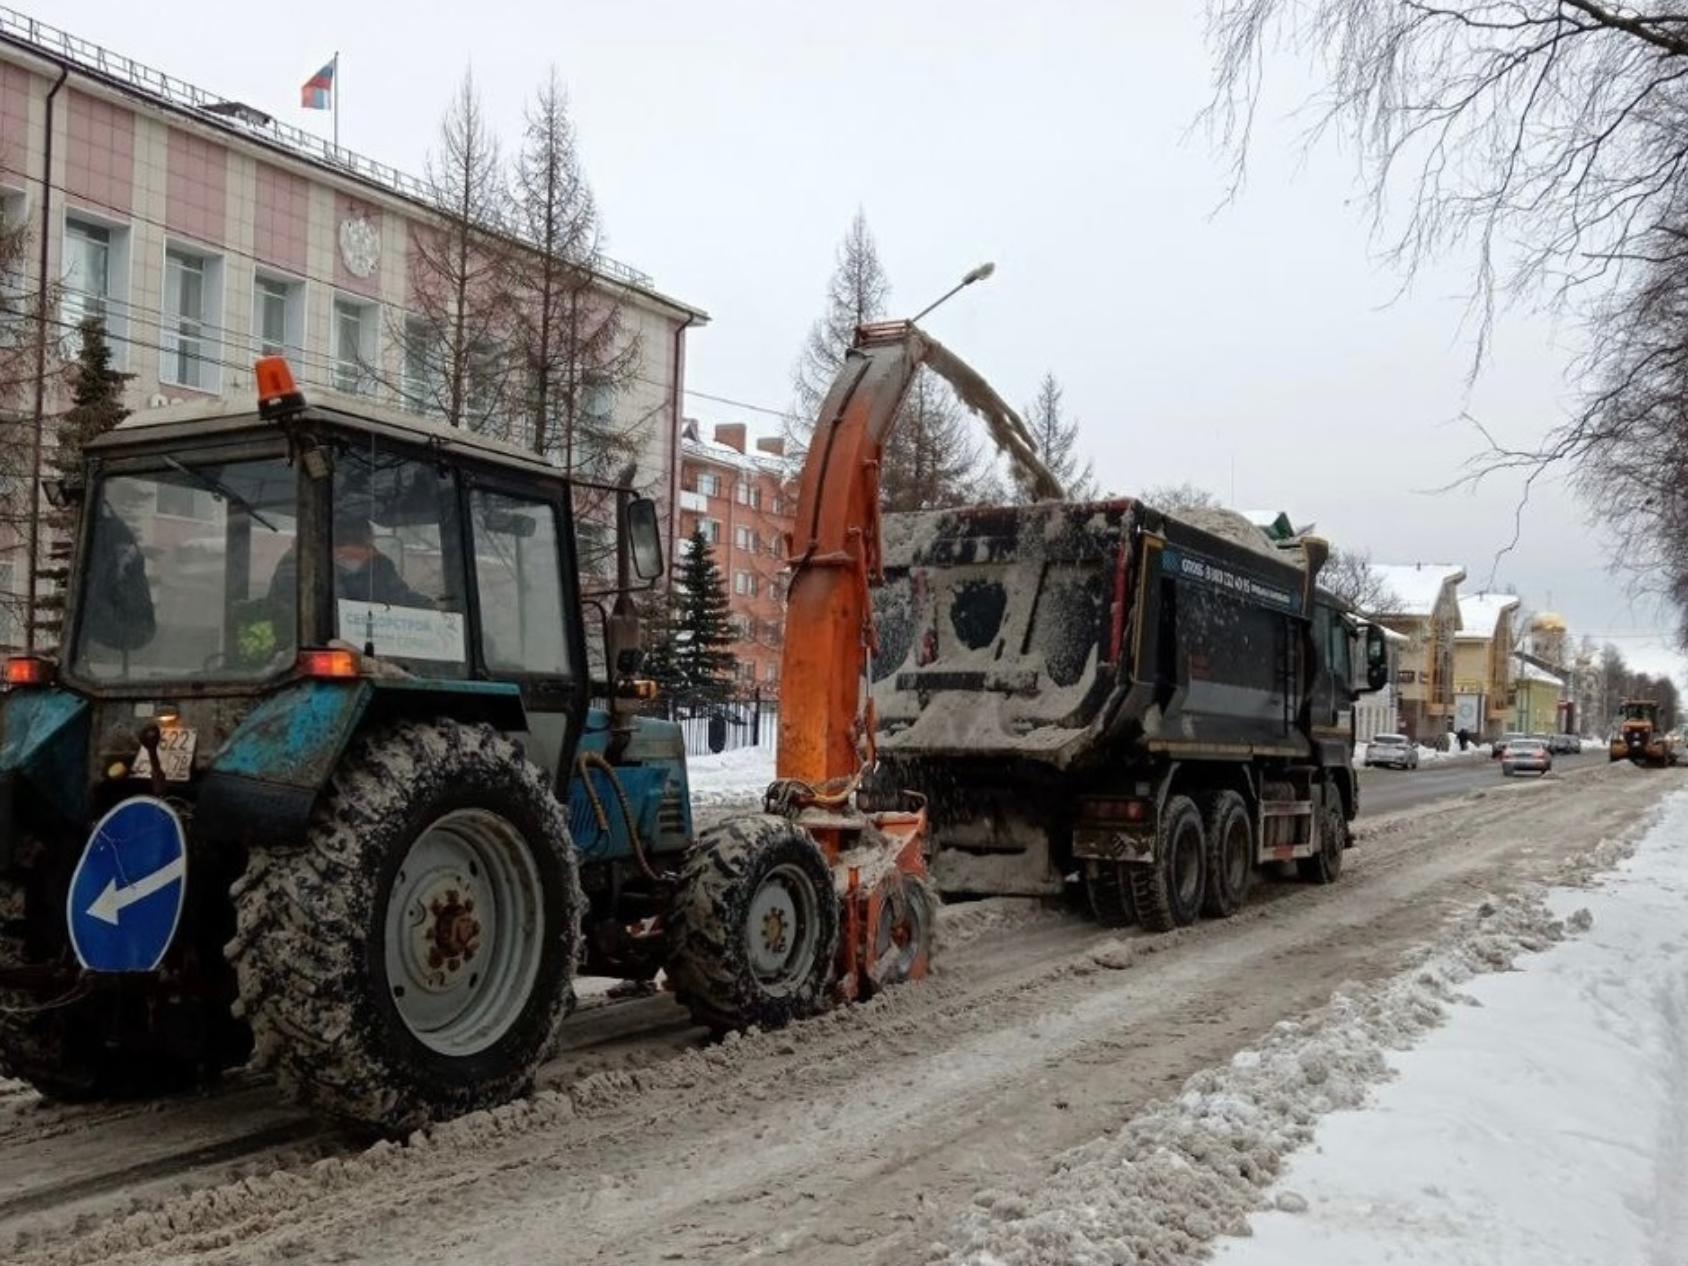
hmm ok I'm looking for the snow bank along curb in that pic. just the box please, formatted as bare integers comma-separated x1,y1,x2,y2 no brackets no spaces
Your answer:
934,816,1658,1266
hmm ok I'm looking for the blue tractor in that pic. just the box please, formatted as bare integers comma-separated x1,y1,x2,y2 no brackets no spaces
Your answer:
0,366,834,1131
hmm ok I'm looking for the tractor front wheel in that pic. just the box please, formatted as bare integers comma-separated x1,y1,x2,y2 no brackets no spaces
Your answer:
668,815,839,1034
227,718,581,1133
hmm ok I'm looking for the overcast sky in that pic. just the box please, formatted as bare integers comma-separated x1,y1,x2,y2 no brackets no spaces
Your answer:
47,0,1688,685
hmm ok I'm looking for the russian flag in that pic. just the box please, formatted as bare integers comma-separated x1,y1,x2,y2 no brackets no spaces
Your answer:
301,60,334,110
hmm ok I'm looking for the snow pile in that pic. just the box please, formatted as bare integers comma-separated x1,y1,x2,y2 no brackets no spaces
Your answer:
686,742,775,807
935,809,1670,1266
1353,741,1490,768
1218,789,1688,1265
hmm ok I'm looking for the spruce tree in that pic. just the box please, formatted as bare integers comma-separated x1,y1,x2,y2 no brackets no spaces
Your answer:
38,318,130,645
672,527,736,705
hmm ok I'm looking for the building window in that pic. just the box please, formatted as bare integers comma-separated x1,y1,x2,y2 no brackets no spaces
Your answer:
698,518,720,545
252,274,303,359
401,317,444,416
333,296,378,395
696,472,721,498
735,482,750,506
735,571,758,597
63,216,130,361
749,485,763,510
163,246,221,391
764,661,778,682
734,525,753,551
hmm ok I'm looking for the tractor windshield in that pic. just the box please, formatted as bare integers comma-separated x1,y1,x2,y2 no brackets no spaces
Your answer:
72,456,298,683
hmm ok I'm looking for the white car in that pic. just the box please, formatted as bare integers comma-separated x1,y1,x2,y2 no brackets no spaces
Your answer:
1365,734,1420,770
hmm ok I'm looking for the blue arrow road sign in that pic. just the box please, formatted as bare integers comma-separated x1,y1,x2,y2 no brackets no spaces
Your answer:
66,796,188,973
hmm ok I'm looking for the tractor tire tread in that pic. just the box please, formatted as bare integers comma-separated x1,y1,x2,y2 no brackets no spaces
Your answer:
227,717,582,1132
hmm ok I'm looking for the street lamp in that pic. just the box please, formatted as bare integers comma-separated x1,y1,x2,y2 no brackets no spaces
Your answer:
911,261,996,324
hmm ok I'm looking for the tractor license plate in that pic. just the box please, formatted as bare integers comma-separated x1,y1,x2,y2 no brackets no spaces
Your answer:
133,728,197,782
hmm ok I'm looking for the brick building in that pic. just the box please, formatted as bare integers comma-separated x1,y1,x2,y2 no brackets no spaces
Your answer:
0,8,705,641
676,418,792,695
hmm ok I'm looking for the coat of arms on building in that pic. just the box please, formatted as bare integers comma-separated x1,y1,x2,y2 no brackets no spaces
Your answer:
338,215,380,278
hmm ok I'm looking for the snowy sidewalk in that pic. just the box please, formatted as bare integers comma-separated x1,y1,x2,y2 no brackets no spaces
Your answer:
1217,787,1688,1266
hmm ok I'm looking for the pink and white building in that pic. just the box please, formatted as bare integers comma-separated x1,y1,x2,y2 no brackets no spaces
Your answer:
0,6,706,622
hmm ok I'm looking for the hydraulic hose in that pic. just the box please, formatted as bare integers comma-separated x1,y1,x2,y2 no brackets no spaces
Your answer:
575,750,661,883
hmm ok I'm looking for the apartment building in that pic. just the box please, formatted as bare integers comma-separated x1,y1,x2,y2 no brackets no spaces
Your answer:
1453,591,1520,741
676,418,792,694
1368,563,1466,745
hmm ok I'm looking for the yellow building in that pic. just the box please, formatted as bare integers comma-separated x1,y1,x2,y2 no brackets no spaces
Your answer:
1453,593,1520,741
1513,654,1567,733
1369,564,1466,745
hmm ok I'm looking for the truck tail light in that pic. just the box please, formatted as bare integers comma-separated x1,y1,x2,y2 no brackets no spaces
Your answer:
3,656,54,687
298,648,360,679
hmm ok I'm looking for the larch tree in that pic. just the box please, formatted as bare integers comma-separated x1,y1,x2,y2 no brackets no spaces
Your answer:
671,527,737,706
880,371,992,513
508,69,640,478
401,69,514,434
1018,372,1094,501
789,209,890,463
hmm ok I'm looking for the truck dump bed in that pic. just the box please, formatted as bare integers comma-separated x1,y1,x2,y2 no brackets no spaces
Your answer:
872,499,1316,767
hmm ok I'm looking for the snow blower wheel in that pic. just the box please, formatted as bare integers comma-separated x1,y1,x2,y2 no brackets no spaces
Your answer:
668,815,840,1034
867,870,936,992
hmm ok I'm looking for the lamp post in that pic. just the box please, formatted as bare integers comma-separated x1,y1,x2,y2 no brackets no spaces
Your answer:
911,261,996,324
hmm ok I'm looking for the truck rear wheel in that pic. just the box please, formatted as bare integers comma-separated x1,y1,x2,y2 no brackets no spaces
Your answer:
1200,791,1252,918
1298,794,1347,885
1130,794,1206,932
668,815,839,1033
227,718,581,1133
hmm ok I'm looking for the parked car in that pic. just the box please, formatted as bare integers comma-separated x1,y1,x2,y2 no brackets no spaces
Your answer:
1501,739,1553,776
1548,733,1581,755
1364,733,1420,770
1492,731,1528,759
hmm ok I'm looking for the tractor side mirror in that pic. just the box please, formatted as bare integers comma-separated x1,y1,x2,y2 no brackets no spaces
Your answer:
1364,624,1389,693
626,497,664,581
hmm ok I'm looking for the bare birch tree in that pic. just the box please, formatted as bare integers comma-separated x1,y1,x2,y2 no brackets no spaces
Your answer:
400,69,514,434
1321,548,1402,615
1204,1,1688,641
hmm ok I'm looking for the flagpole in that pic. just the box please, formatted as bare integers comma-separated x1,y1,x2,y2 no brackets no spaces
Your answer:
332,50,340,150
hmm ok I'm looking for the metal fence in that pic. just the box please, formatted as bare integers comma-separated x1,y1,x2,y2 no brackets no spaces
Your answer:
671,695,778,758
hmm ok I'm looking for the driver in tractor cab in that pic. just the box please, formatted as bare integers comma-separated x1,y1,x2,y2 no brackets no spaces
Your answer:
264,509,431,612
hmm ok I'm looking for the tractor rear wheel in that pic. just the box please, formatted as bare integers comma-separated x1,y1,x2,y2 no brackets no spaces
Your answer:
1131,794,1206,932
227,718,581,1133
668,815,839,1033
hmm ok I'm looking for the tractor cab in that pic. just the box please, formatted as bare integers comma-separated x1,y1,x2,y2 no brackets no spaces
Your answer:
0,363,695,1126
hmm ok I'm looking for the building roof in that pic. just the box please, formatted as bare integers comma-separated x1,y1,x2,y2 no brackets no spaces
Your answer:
1455,591,1521,642
1513,654,1566,687
1368,563,1467,619
0,6,707,323
680,421,787,477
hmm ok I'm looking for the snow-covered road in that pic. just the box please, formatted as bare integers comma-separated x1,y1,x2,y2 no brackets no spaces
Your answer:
1,763,1680,1266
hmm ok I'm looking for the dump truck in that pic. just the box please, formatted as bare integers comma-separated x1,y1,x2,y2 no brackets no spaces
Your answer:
869,499,1389,929
1610,698,1677,767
